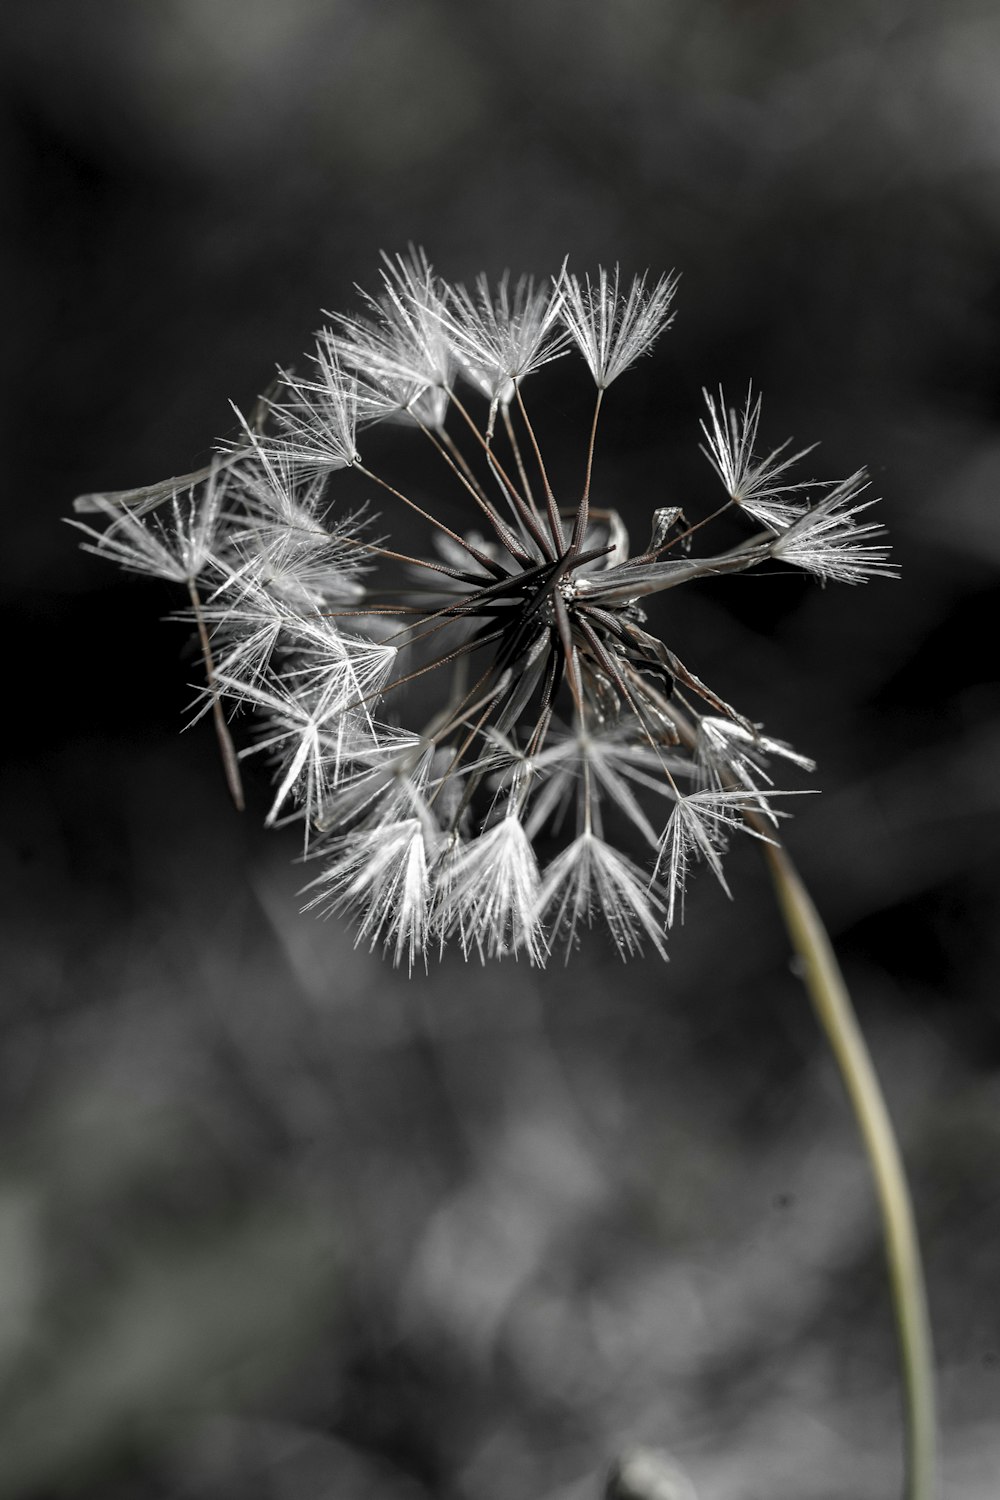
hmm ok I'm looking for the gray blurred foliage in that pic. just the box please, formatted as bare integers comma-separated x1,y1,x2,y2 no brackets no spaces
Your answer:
4,1,1000,1496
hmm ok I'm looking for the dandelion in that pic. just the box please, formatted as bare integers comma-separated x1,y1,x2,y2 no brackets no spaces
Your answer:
71,250,896,964
443,811,545,965
537,832,669,960
307,814,435,972
441,270,567,411
699,385,816,530
325,246,455,430
557,264,679,388
771,469,897,583
71,251,935,1500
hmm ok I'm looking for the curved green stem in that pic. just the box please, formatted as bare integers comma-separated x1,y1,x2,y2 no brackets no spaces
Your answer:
763,842,937,1500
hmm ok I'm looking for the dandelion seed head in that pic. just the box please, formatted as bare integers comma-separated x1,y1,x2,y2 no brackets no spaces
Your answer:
73,250,895,965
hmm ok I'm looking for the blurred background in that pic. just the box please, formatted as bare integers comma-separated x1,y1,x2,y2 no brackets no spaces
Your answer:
4,1,1000,1495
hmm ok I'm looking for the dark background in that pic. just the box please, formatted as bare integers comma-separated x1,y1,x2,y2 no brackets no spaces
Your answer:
4,2,1000,1496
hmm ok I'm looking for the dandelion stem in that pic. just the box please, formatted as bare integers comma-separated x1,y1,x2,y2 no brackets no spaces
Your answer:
502,403,536,509
437,424,492,504
572,387,603,551
657,497,734,556
515,382,565,552
763,841,937,1500
355,463,506,578
186,577,245,811
442,389,554,559
416,415,536,564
